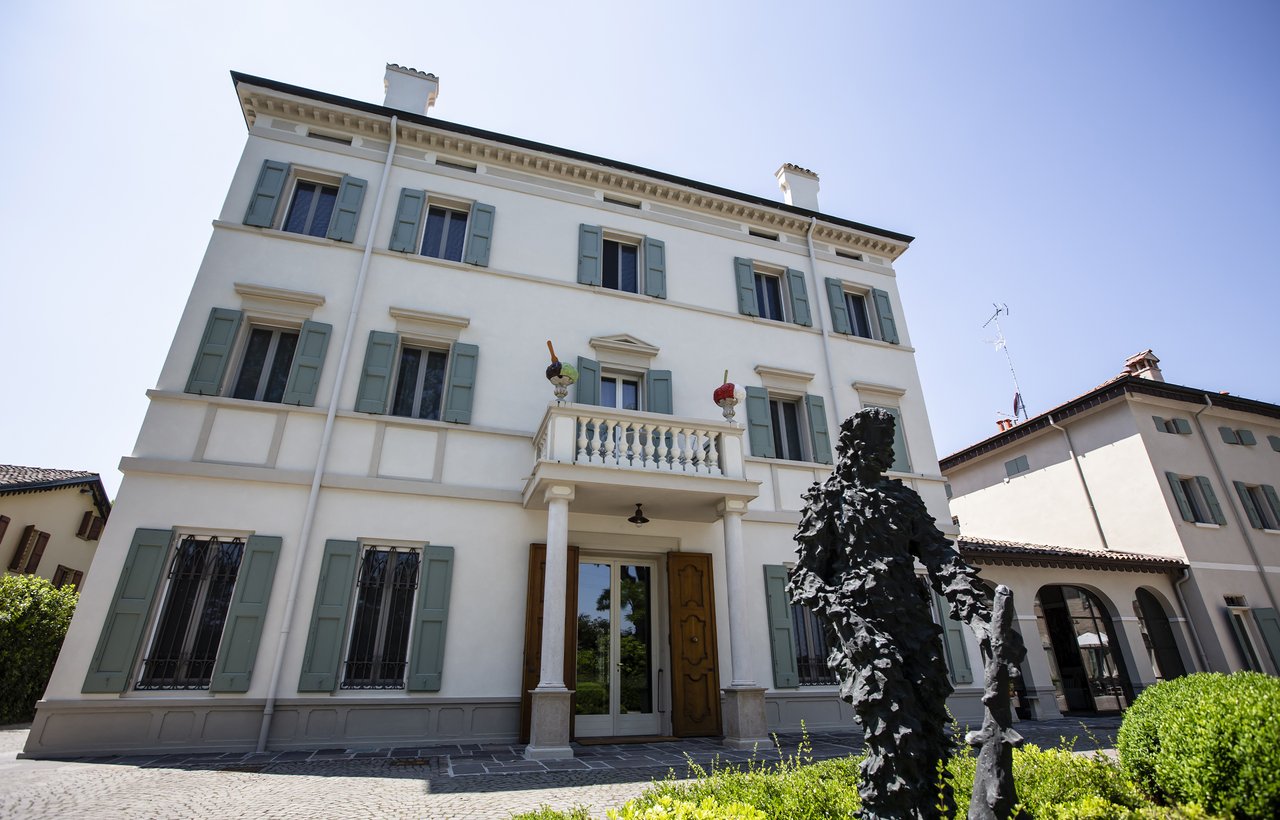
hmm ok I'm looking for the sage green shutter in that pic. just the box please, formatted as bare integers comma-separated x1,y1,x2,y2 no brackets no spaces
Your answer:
577,224,603,285
1219,426,1237,444
1268,435,1280,452
933,590,974,684
646,370,673,414
1226,611,1258,670
872,288,899,344
243,160,289,227
463,202,496,266
1167,473,1194,521
734,257,759,316
804,394,833,465
785,268,812,327
326,175,367,243
1235,481,1265,528
1195,476,1227,525
407,545,455,691
185,307,243,396
1237,429,1257,446
298,539,361,692
1263,485,1280,528
745,386,775,458
281,320,332,407
389,188,426,252
1152,416,1167,432
576,357,601,405
1173,418,1192,435
83,528,173,693
442,342,479,424
1252,608,1280,671
210,535,282,692
880,406,911,471
355,331,399,414
643,237,667,298
826,278,852,334
763,565,799,688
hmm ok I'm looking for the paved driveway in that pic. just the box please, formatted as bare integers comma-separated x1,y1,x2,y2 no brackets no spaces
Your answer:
1,717,1120,819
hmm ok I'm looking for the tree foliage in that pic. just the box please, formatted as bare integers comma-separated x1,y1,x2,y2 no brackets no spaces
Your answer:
0,574,78,723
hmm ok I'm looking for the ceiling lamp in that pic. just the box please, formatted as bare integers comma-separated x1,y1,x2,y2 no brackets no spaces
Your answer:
627,503,650,528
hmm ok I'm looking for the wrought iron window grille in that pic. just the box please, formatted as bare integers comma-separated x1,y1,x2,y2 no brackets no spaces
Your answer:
341,547,422,690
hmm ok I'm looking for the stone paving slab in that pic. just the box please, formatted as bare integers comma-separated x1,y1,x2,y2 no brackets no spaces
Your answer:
0,716,1122,819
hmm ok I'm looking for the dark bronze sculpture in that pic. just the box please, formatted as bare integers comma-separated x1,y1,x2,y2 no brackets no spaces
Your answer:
788,408,1025,819
966,584,1025,820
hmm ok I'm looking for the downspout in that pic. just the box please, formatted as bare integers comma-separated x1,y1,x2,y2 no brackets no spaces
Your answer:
1190,396,1280,615
804,217,844,421
1173,566,1211,672
1048,413,1108,549
255,114,400,753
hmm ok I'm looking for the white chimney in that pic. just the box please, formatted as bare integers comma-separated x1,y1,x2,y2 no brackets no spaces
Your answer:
775,163,820,211
384,64,439,116
1123,349,1164,382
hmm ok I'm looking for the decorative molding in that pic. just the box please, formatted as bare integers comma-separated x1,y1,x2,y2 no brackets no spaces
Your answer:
853,381,907,399
754,365,815,393
590,334,660,368
388,306,471,342
234,282,326,321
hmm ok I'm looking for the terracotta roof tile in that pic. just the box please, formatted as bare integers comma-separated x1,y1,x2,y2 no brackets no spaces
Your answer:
958,536,1185,572
0,464,99,488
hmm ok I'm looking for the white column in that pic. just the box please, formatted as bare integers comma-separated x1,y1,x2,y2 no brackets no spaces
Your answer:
538,484,575,688
718,498,755,687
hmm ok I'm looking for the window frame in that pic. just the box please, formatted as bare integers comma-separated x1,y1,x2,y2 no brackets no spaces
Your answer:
790,601,836,686
389,340,454,422
768,395,809,461
1178,477,1211,524
601,234,643,294
419,201,471,262
843,289,874,339
228,323,302,404
277,168,345,235
282,177,341,238
340,544,424,691
753,267,789,323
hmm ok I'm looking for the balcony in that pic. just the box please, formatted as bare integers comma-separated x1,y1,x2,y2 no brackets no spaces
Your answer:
523,403,760,522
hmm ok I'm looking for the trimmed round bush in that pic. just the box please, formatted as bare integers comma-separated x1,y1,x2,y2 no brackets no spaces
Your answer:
1118,672,1280,817
0,574,78,723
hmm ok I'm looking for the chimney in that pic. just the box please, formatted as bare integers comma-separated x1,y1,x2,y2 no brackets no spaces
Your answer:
996,418,1015,432
775,163,820,211
384,64,439,116
1123,349,1164,382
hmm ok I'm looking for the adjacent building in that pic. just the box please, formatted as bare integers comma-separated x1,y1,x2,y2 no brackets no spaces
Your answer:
942,351,1280,715
2,465,110,589
27,66,972,758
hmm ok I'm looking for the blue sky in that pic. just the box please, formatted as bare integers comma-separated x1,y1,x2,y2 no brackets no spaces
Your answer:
2,1,1276,496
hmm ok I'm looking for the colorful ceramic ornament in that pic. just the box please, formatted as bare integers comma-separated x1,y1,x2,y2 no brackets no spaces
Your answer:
714,370,746,423
545,340,579,401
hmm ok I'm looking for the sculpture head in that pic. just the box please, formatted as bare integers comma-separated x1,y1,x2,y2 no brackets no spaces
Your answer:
837,407,898,480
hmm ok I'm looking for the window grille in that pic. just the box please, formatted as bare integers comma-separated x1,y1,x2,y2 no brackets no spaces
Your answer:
791,603,837,686
342,548,421,689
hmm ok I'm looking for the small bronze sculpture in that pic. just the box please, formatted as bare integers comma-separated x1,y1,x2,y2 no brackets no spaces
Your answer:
789,408,1025,819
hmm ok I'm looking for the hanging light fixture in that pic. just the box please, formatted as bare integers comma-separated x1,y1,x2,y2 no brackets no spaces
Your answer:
627,503,650,528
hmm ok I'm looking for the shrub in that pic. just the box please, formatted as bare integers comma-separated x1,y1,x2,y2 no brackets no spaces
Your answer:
608,796,766,820
510,807,593,820
1117,672,1280,818
0,574,78,723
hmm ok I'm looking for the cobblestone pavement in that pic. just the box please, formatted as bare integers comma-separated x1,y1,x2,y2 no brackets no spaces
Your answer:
0,716,1120,819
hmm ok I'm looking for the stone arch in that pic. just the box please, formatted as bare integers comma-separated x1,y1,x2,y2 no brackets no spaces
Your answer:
1034,583,1135,714
1133,586,1188,682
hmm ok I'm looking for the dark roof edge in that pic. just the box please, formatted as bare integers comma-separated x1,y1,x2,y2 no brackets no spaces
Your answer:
940,375,1280,471
0,475,111,519
229,71,915,246
958,541,1186,574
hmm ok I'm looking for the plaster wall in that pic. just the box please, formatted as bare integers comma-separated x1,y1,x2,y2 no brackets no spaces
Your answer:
0,487,102,585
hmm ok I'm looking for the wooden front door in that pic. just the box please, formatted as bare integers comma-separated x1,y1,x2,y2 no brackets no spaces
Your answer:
519,543,579,743
666,551,722,737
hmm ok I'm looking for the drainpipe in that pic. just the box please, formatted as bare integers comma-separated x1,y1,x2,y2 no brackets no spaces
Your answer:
1173,566,1210,672
1190,396,1280,615
255,115,400,753
1047,413,1108,549
803,217,844,422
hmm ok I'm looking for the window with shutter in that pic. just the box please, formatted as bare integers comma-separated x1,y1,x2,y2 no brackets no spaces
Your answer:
578,226,666,297
358,333,478,425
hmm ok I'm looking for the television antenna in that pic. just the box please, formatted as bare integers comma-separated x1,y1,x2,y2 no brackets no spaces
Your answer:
983,303,1028,421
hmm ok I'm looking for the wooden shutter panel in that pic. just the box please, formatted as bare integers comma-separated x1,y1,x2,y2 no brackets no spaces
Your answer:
1173,418,1192,435
785,268,812,327
298,539,361,692
734,258,759,317
744,386,775,458
645,370,673,415
576,357,601,406
825,278,852,334
1166,472,1194,521
463,202,496,266
1262,486,1280,528
1152,416,1167,432
643,237,667,299
354,331,399,414
72,570,84,588
83,528,173,693
933,589,974,684
1252,608,1280,671
1268,435,1280,452
577,224,603,285
88,516,104,540
185,307,244,396
871,288,899,344
1235,481,1265,528
243,160,290,227
77,510,94,539
407,545,455,691
442,343,479,424
24,531,50,573
1195,476,1227,525
210,535,282,692
1226,611,1257,670
281,320,332,407
804,394,833,465
8,525,38,572
1237,429,1257,446
762,565,799,688
325,175,367,243
389,188,426,252
1219,426,1238,444
0,515,8,549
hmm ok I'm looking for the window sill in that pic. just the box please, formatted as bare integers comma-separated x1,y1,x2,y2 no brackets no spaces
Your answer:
1192,522,1222,529
1262,529,1280,536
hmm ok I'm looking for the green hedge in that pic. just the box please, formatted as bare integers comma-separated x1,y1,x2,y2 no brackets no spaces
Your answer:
0,574,78,723
1118,672,1280,818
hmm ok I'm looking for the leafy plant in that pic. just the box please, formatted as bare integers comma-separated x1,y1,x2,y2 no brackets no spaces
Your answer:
0,574,78,723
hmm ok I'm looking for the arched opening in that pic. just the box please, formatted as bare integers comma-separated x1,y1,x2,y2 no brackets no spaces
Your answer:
1134,588,1187,682
1034,585,1134,714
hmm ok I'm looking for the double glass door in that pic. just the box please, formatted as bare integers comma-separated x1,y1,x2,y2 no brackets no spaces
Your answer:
575,558,659,737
